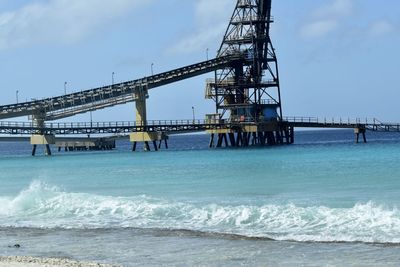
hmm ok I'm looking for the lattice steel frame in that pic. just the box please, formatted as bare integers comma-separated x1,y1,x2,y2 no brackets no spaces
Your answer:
210,0,282,122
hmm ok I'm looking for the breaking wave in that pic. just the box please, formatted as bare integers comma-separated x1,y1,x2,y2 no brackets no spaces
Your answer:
1,181,400,244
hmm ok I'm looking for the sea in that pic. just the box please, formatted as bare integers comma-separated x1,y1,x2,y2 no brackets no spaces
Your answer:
1,129,400,266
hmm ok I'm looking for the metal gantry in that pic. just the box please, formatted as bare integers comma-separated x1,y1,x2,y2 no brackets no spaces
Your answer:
206,0,282,123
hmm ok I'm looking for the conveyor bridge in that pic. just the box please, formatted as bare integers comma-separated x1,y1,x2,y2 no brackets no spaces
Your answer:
0,54,242,121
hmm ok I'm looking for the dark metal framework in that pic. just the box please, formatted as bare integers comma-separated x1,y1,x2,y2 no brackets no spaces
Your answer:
0,120,227,135
206,0,282,122
0,56,240,121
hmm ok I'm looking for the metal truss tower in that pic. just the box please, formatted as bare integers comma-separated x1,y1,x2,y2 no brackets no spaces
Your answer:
206,0,282,123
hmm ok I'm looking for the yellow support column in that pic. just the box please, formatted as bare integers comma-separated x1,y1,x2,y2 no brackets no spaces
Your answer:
30,113,55,156
30,134,56,156
135,86,147,127
130,86,169,151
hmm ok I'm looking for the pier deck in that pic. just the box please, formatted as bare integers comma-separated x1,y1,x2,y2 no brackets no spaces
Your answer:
1,117,399,155
0,117,398,136
284,117,400,132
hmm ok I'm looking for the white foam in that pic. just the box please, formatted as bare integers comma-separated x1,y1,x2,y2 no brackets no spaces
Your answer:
1,181,400,244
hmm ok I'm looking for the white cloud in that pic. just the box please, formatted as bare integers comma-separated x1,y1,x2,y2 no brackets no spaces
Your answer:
195,0,232,26
0,0,152,50
300,0,353,39
167,0,232,55
369,20,395,37
167,24,226,55
300,20,338,38
314,0,353,18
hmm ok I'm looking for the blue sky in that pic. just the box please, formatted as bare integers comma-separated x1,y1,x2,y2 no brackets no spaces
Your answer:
0,0,399,122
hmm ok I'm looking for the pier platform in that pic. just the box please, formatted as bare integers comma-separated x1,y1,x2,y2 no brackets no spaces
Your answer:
0,117,399,155
56,137,116,152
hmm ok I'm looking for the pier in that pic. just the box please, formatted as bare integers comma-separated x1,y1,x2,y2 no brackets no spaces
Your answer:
0,0,399,155
1,117,399,154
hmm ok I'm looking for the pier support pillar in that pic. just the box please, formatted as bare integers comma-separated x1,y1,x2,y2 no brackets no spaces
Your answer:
132,142,137,151
135,85,148,127
130,132,168,152
229,133,236,147
164,139,168,149
153,141,158,151
56,138,116,152
131,85,170,151
207,129,234,148
209,134,215,148
30,134,56,156
207,122,295,149
30,112,55,156
32,145,37,157
45,144,52,156
354,128,367,143
144,141,151,151
289,127,295,144
216,134,223,148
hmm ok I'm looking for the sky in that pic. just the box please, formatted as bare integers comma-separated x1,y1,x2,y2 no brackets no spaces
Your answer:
0,0,399,123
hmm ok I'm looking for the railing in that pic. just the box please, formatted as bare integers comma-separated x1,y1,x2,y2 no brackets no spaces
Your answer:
0,119,220,129
283,117,381,125
283,117,318,123
260,99,278,105
1,117,400,132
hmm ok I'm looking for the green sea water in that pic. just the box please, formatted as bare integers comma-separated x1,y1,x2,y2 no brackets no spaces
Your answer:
0,130,400,266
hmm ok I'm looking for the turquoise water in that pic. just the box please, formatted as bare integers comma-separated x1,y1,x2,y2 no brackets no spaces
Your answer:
1,130,400,265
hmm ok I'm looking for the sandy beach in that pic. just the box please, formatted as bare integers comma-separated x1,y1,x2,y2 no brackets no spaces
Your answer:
0,256,119,267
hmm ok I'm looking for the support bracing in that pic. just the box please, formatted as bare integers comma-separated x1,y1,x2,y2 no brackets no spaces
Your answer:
203,0,296,150
207,0,282,124
355,128,367,144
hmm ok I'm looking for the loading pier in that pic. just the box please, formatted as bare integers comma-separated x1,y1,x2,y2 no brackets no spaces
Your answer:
0,0,399,155
1,117,399,155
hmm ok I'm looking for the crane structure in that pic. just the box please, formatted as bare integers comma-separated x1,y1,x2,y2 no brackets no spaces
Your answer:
205,0,291,148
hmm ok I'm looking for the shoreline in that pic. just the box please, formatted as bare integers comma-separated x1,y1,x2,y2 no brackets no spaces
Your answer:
0,256,119,267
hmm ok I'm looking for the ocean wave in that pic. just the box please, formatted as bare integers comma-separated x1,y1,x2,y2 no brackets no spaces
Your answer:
1,181,400,244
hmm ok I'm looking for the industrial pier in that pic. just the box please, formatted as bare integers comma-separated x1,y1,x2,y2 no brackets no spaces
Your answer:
0,0,399,156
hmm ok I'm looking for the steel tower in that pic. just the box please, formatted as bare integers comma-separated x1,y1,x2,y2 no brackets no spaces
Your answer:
206,0,282,123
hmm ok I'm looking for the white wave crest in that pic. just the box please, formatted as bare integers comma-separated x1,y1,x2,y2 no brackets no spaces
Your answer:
1,181,400,244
